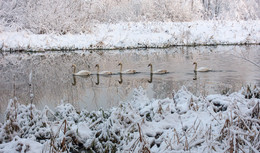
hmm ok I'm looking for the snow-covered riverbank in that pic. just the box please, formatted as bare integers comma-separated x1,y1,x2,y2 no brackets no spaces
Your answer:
0,86,259,152
1,21,260,51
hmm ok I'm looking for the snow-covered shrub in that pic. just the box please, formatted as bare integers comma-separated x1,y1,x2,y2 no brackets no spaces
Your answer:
0,87,259,152
0,98,52,144
0,0,259,34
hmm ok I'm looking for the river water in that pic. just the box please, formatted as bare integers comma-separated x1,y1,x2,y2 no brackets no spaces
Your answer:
0,45,259,120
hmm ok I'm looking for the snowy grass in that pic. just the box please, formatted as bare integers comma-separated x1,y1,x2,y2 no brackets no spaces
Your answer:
0,86,259,152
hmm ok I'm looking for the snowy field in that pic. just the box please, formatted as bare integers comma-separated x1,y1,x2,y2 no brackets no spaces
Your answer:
1,21,260,51
0,86,259,152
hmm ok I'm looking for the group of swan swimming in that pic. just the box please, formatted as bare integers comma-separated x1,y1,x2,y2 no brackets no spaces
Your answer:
72,62,211,76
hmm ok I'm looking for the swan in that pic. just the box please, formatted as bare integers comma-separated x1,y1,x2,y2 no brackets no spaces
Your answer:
118,62,136,74
95,64,112,75
72,64,91,76
148,63,168,74
193,62,211,72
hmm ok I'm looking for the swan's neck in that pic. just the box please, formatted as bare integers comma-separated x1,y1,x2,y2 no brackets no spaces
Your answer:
194,63,197,72
120,65,122,73
96,66,99,73
149,65,153,73
73,66,76,73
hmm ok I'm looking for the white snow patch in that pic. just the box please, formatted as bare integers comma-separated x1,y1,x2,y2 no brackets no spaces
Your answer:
0,137,43,153
1,21,260,51
0,86,259,152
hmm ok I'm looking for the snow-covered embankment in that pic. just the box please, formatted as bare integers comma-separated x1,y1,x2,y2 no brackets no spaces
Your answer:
1,21,260,51
0,87,259,152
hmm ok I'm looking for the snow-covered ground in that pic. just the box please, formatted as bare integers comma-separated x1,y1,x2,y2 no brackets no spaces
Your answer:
0,86,259,152
1,21,260,51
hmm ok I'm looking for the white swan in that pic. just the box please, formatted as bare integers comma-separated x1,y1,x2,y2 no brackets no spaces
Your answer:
148,63,168,74
118,62,136,74
95,64,112,75
193,62,211,72
72,64,91,76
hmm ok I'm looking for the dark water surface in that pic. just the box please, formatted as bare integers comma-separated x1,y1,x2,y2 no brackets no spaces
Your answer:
0,45,260,121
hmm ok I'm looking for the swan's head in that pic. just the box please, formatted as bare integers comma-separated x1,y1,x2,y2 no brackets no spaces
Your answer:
118,62,122,66
72,64,76,68
148,63,152,67
95,64,99,68
193,62,197,65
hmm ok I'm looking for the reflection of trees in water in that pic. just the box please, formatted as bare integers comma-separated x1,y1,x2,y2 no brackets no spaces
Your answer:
91,78,99,110
151,78,173,99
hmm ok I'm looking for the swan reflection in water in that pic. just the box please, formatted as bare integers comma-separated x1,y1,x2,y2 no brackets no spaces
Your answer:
118,73,123,84
96,74,99,85
148,73,153,83
72,72,156,86
193,71,197,80
72,75,76,86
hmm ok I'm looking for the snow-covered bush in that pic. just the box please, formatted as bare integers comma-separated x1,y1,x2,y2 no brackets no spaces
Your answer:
0,0,259,34
0,86,259,152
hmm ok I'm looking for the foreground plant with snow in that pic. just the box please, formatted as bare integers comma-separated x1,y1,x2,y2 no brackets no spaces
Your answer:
0,87,259,152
